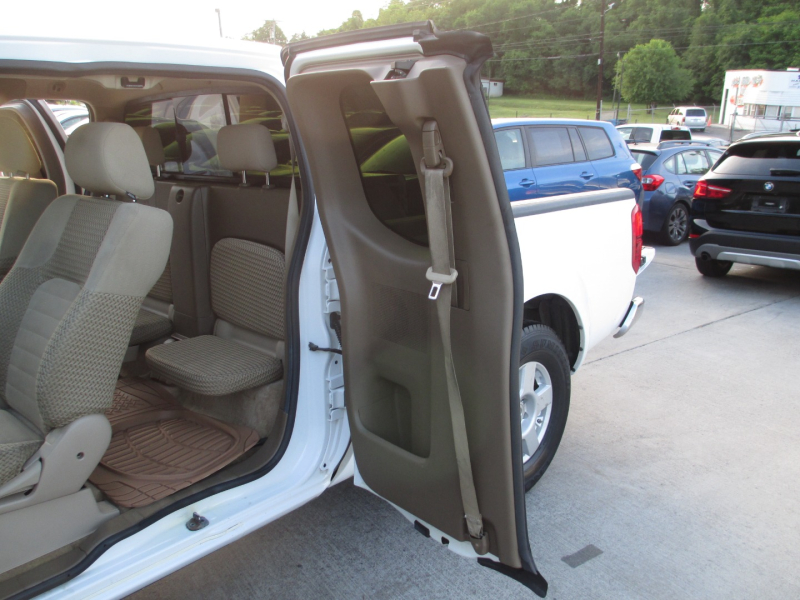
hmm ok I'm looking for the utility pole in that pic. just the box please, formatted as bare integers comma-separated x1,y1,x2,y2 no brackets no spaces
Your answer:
215,8,223,38
595,0,606,120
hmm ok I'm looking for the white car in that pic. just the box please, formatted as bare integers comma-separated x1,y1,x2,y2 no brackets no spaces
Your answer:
0,26,651,599
667,106,708,131
617,123,692,144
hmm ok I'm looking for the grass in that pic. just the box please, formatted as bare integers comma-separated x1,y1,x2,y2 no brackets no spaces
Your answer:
485,94,718,125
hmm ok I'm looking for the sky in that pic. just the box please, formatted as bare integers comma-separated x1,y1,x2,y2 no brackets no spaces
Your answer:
2,0,392,42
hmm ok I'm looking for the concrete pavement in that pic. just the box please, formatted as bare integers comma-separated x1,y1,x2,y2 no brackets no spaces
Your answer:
131,244,800,600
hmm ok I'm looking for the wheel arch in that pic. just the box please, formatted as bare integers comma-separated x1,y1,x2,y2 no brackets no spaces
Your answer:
523,294,583,370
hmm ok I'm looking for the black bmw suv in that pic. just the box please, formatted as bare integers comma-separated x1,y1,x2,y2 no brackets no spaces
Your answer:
690,133,800,277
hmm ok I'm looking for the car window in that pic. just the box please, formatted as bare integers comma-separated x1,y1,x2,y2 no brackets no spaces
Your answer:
617,127,633,140
578,127,615,161
527,127,574,166
566,128,586,162
713,141,800,176
341,84,427,246
664,155,677,174
706,149,723,167
494,128,526,171
124,93,289,178
686,109,706,117
632,127,652,142
660,129,692,141
630,151,658,170
681,150,710,175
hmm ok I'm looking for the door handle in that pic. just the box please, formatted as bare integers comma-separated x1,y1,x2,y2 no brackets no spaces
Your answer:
580,171,594,179
683,181,696,187
519,179,535,188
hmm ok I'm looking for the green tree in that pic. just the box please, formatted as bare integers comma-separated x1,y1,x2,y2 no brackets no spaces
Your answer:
244,20,288,46
617,39,693,106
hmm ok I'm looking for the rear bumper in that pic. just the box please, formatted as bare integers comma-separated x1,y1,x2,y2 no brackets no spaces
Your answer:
690,221,800,270
614,296,644,338
638,246,656,275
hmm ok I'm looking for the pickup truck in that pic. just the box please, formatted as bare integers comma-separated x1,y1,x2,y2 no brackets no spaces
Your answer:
0,23,651,599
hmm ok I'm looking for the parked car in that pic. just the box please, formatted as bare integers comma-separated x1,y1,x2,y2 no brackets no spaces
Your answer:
629,141,724,244
690,133,800,276
667,106,708,131
493,118,643,203
0,25,652,599
46,102,90,135
617,123,692,144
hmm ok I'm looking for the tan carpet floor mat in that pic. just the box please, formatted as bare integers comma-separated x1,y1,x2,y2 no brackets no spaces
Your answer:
90,378,259,508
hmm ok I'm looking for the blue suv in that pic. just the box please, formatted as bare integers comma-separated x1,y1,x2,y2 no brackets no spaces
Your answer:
492,118,643,203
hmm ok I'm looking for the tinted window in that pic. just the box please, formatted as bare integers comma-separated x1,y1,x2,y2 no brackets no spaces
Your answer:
660,129,692,141
579,127,615,160
632,127,652,142
713,141,800,176
630,151,658,170
125,93,288,178
341,85,427,246
681,150,710,175
568,128,587,162
494,128,526,170
686,109,706,117
528,127,574,166
617,127,633,140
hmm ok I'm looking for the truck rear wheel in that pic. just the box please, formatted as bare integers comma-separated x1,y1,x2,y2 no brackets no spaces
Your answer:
519,325,571,491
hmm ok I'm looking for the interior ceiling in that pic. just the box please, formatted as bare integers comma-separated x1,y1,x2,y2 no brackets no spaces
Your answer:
0,74,271,122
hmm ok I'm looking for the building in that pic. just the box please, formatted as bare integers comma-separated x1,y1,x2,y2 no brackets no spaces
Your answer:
719,68,800,131
480,78,504,98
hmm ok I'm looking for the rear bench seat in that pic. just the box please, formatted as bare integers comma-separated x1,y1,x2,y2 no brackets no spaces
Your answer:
146,124,286,395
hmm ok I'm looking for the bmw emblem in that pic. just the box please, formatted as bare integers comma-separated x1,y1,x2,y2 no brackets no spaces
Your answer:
764,182,775,191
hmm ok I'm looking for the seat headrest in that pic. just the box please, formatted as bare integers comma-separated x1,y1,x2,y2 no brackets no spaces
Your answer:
0,116,42,176
133,126,166,167
65,123,154,200
217,124,277,173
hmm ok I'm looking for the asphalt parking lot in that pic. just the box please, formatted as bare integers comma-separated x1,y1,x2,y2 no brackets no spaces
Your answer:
131,242,800,600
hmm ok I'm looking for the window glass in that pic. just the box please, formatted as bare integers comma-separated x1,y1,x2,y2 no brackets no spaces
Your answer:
632,127,652,142
707,149,723,167
568,128,587,162
47,101,89,137
124,93,289,178
664,156,677,174
714,141,800,176
630,151,657,170
674,153,689,175
681,150,710,175
578,126,615,160
528,127,574,166
341,84,427,246
686,109,706,117
494,128,526,170
764,105,779,119
616,127,633,140
660,129,691,141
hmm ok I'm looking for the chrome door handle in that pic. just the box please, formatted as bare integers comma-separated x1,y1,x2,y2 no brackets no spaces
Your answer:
519,179,535,188
580,172,594,179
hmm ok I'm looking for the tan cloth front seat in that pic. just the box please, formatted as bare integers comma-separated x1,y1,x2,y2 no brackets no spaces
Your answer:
0,122,173,497
0,116,58,280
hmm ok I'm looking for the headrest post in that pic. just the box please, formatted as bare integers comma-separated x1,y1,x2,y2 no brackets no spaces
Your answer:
241,171,247,187
156,165,161,178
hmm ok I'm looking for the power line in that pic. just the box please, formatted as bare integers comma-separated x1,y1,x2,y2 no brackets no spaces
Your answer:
451,6,571,32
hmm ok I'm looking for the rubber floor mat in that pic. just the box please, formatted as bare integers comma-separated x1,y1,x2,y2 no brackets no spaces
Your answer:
90,378,259,508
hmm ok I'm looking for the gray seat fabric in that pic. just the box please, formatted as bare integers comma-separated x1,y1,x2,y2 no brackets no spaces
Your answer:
129,127,173,347
0,116,58,280
145,123,285,396
0,122,173,486
146,335,282,396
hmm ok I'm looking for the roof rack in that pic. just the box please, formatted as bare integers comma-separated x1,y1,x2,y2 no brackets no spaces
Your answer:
656,140,713,149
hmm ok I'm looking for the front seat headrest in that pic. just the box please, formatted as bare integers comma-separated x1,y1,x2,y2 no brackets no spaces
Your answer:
217,124,277,173
65,122,154,200
0,116,42,176
134,126,166,167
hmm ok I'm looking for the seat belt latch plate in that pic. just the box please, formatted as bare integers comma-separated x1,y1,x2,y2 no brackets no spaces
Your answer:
426,267,458,301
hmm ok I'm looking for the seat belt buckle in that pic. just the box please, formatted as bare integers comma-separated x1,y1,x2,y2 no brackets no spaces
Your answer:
426,267,458,301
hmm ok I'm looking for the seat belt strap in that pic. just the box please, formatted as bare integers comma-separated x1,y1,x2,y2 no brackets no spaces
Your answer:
284,119,300,265
420,121,487,553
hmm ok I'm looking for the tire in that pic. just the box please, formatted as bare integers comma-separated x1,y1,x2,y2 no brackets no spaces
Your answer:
695,255,733,277
519,324,571,492
661,203,690,246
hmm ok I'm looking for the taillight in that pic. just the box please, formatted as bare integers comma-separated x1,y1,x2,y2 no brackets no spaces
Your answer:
681,117,685,124
631,203,643,274
694,179,731,199
642,174,665,191
631,163,642,181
